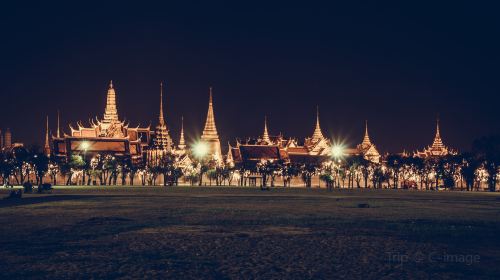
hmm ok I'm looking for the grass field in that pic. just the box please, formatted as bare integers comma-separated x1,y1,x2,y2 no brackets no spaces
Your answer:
0,186,499,279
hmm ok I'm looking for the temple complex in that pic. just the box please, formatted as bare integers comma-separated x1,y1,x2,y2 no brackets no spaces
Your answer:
52,81,152,163
414,119,457,158
200,87,222,162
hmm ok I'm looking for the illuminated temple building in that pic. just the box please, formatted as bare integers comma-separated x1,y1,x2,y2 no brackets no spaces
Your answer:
414,119,456,158
227,109,381,166
52,81,152,162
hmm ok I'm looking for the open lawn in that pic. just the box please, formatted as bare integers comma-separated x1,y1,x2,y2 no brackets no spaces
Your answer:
0,187,499,279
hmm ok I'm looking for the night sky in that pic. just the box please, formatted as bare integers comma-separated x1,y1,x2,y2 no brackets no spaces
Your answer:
0,1,499,153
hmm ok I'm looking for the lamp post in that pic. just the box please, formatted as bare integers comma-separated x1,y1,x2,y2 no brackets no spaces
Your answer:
192,141,209,186
80,141,89,186
331,144,345,188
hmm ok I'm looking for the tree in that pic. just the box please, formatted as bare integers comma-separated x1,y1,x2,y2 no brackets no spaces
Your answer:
102,155,119,185
68,155,85,185
386,154,403,189
472,135,500,192
11,146,29,184
0,151,14,186
281,162,300,187
31,152,49,186
299,162,317,188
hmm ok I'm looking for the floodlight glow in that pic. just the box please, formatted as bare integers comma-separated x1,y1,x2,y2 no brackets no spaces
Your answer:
193,141,209,158
80,141,90,151
331,144,344,159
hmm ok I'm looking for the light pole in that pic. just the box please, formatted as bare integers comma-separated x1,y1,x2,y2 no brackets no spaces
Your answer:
80,141,90,186
192,141,209,186
331,144,345,188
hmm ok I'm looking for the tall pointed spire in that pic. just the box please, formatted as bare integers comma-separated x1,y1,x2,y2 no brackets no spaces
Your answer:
262,116,270,144
431,117,444,149
103,80,119,123
178,116,186,150
311,106,325,141
362,120,372,146
201,86,222,161
44,115,51,156
159,82,165,126
57,110,61,138
153,81,172,150
202,87,219,138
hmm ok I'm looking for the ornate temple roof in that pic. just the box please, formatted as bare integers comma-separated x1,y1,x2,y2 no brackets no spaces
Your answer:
361,120,372,147
311,106,325,142
414,118,456,158
153,82,172,149
356,120,380,163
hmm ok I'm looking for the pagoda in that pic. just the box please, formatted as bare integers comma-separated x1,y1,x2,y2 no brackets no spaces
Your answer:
302,107,331,156
200,87,222,162
356,120,381,163
147,82,174,166
415,119,457,158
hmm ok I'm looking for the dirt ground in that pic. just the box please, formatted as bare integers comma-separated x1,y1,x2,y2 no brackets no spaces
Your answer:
0,186,499,279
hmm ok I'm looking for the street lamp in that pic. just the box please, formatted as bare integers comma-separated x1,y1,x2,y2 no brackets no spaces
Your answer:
80,141,90,186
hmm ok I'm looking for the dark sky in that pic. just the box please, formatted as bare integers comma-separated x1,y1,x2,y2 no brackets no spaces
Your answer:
0,1,499,153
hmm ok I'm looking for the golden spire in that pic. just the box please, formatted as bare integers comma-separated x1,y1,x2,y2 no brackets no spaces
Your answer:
159,82,165,126
311,106,325,141
57,110,60,138
431,117,444,149
178,116,186,150
202,87,219,138
201,86,222,161
362,120,372,146
153,82,171,150
263,116,270,144
44,115,50,156
103,80,119,123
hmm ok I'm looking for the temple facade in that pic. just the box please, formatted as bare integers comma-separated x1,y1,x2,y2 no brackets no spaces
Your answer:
52,81,152,163
414,119,457,158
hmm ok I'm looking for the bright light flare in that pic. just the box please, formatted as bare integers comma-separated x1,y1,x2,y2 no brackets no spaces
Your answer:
193,141,209,158
331,144,345,159
80,141,90,151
